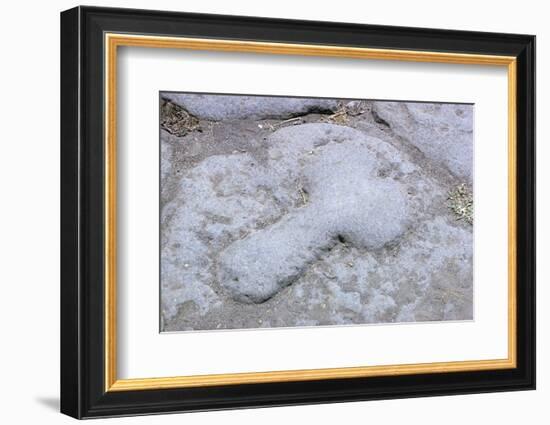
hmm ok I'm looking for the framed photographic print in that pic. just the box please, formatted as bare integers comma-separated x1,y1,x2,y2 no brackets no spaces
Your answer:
60,6,536,419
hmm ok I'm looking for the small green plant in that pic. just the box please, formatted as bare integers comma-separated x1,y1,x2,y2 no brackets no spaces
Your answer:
447,184,473,225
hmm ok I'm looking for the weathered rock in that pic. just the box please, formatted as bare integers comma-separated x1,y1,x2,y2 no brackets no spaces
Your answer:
160,132,172,184
371,102,473,181
159,100,474,331
161,93,339,121
160,153,284,319
282,216,473,325
219,128,411,303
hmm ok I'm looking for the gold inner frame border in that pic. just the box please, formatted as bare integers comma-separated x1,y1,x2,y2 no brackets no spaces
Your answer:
104,33,517,392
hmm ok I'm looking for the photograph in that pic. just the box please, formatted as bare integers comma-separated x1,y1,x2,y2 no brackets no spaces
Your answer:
57,5,536,419
160,93,474,332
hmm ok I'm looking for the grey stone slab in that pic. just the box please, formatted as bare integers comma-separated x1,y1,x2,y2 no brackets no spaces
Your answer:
371,102,473,181
219,127,411,303
159,105,473,331
162,93,339,121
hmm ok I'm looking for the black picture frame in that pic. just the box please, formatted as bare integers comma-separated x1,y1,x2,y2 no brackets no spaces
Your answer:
61,5,535,419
